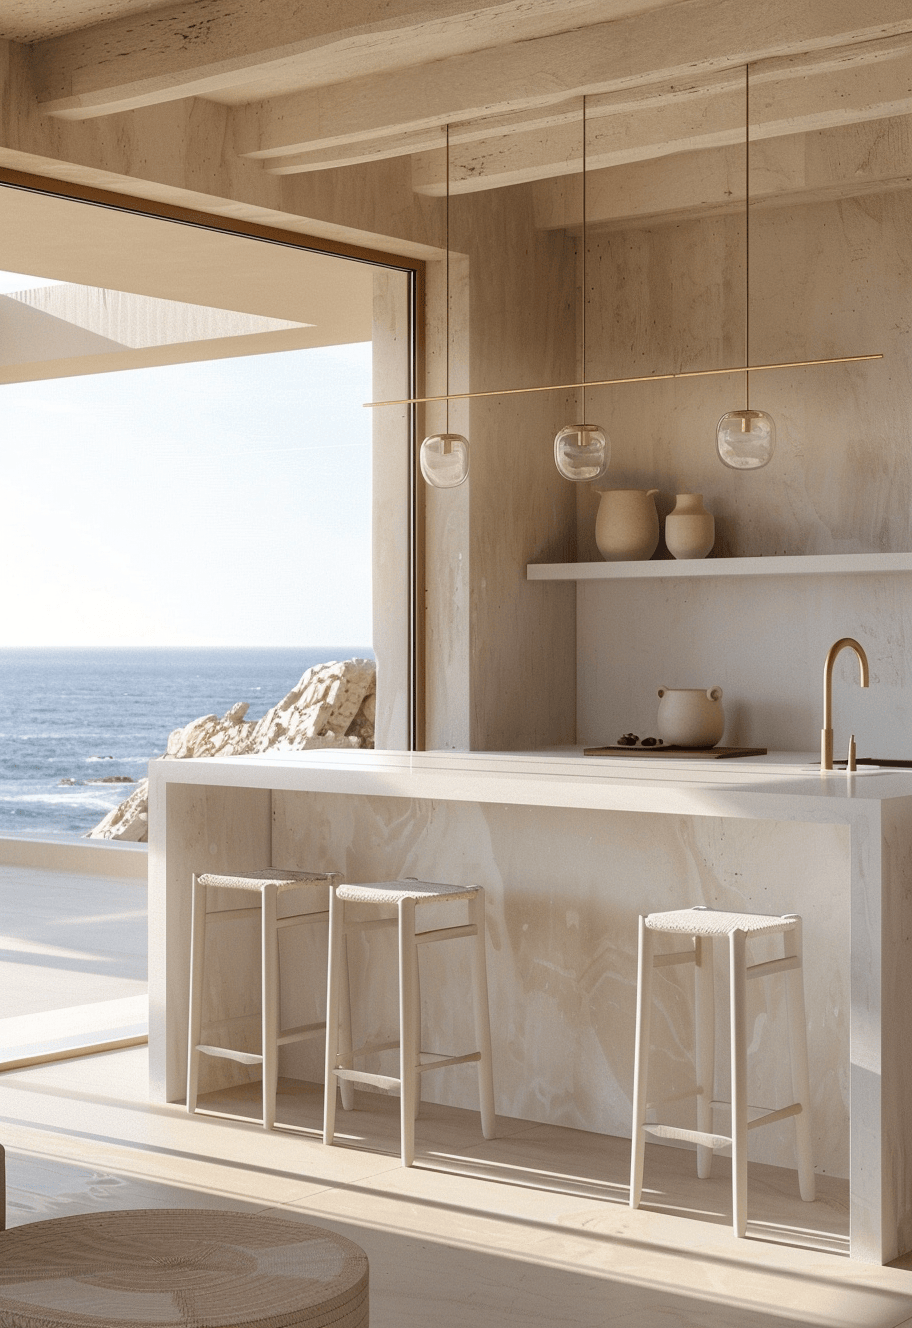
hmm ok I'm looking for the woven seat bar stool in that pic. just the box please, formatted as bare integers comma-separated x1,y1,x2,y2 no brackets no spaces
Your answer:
629,905,815,1237
188,867,353,1129
323,877,496,1166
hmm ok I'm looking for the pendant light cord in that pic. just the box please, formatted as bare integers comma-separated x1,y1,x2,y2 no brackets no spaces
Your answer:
581,94,587,424
745,63,750,412
445,122,450,436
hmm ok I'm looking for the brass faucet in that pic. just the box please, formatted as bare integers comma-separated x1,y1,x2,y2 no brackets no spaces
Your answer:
821,638,869,769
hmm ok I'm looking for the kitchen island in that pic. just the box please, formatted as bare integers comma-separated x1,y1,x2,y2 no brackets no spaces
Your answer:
147,748,912,1263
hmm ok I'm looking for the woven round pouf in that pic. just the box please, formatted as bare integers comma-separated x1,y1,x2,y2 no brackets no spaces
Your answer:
0,1210,368,1328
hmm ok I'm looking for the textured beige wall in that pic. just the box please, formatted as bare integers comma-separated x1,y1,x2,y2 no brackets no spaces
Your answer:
576,184,912,753
424,181,579,751
463,184,578,751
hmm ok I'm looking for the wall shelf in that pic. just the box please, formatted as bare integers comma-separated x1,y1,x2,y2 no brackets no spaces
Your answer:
527,553,912,581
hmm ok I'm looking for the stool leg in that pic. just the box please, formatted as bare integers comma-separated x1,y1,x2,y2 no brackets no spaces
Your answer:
261,883,279,1130
729,928,748,1238
323,886,344,1146
338,931,355,1113
694,934,715,1179
187,874,207,1114
413,939,422,1122
399,896,418,1166
470,889,496,1139
630,917,655,1210
783,919,815,1201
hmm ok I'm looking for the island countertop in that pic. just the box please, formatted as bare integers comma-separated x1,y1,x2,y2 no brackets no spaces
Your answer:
147,746,912,822
147,746,912,1264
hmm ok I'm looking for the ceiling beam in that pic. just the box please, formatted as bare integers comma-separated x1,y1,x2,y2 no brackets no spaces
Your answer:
533,114,912,230
234,0,912,162
406,39,912,194
32,0,634,120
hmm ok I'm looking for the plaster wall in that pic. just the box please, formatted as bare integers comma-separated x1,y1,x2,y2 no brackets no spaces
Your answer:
576,186,912,753
424,181,579,751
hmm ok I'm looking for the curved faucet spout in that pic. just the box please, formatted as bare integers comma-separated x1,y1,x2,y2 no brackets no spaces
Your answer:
822,637,870,770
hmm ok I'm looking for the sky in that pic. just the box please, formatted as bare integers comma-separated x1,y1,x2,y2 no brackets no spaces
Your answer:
0,271,373,647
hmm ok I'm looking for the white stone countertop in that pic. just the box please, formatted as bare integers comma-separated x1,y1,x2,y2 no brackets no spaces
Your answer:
148,747,912,823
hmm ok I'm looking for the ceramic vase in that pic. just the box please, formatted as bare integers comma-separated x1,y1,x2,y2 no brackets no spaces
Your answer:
594,488,660,561
656,686,725,748
665,493,715,560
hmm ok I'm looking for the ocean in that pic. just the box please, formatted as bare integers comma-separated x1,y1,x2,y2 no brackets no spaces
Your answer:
0,647,373,839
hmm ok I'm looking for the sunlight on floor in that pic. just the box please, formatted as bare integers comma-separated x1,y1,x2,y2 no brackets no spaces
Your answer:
1,1047,911,1328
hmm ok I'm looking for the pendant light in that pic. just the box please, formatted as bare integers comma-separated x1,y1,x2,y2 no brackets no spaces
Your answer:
717,64,775,470
554,95,610,482
420,124,469,488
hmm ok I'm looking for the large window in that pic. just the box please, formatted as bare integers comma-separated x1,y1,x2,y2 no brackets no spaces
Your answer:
0,183,416,1066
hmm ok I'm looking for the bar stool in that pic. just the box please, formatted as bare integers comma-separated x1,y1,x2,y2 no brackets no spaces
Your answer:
187,868,353,1129
629,905,815,1237
323,877,496,1166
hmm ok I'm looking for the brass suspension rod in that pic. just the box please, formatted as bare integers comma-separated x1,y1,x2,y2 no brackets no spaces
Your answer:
364,353,883,408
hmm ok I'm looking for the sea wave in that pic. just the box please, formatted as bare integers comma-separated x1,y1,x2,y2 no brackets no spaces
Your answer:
0,791,124,809
0,645,372,834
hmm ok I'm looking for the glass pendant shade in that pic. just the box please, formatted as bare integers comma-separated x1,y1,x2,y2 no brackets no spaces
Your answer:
716,409,775,470
419,432,469,488
554,424,609,482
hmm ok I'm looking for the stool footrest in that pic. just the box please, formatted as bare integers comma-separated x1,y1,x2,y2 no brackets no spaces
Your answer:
747,1102,803,1130
277,1020,327,1045
277,910,329,929
335,1068,401,1091
746,955,801,981
345,917,397,934
206,906,261,923
415,923,478,945
653,949,696,968
417,1051,482,1073
196,1044,263,1067
644,1123,732,1150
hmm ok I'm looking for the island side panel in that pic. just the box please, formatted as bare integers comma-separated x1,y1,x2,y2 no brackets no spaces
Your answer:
148,776,272,1102
879,798,912,1262
272,789,851,1177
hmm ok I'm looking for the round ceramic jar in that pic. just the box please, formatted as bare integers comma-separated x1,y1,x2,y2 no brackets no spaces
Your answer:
594,488,660,561
656,686,725,748
665,493,715,560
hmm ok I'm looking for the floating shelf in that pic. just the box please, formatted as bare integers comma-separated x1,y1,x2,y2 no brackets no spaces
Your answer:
527,552,912,581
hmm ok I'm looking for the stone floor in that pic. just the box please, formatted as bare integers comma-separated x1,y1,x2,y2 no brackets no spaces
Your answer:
0,863,147,1065
3,1047,912,1327
0,863,146,1017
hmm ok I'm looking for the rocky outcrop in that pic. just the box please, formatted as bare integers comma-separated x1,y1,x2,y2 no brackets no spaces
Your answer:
87,657,376,843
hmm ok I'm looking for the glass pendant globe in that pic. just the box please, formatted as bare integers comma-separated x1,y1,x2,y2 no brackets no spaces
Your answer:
554,424,610,482
419,432,469,488
716,409,775,470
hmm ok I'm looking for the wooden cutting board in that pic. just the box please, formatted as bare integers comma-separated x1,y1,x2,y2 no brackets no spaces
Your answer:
583,745,768,759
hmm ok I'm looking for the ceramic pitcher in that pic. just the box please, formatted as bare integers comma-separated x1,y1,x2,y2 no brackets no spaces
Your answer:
657,686,725,748
594,488,659,561
665,493,715,560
